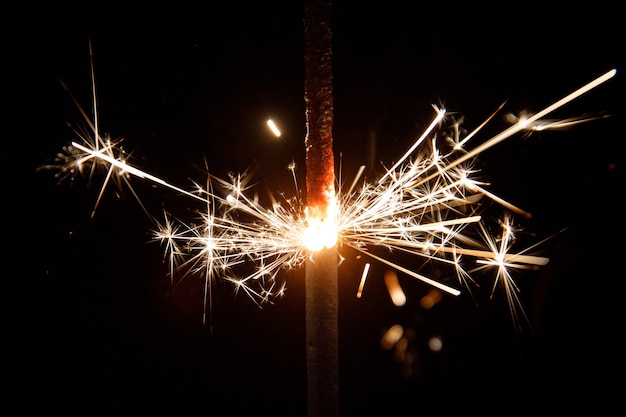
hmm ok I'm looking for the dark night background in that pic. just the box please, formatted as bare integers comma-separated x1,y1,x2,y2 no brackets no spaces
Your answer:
3,1,625,416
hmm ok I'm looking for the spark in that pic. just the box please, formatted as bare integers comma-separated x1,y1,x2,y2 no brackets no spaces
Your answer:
356,262,370,298
38,40,150,220
378,104,446,184
267,119,282,137
303,193,339,250
440,69,616,175
420,289,443,310
384,270,406,307
503,111,611,135
428,336,443,352
43,68,616,328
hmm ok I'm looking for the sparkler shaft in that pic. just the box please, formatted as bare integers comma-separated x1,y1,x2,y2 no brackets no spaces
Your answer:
353,246,461,296
304,1,339,416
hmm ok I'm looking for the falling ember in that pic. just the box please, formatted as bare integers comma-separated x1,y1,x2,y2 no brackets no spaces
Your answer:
381,324,404,350
266,119,282,137
384,270,406,307
302,1,339,415
356,263,370,298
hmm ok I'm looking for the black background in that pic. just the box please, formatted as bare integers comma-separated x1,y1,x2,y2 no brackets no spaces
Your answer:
4,1,625,416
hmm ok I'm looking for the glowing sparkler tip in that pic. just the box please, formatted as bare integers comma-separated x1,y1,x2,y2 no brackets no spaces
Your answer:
302,217,338,251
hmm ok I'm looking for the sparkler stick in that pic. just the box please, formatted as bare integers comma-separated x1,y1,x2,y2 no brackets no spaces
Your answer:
303,0,339,416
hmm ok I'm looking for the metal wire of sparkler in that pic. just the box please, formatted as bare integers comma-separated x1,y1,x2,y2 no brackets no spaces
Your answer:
41,67,616,326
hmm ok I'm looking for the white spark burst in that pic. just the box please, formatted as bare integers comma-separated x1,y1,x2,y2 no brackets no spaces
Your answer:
41,67,616,328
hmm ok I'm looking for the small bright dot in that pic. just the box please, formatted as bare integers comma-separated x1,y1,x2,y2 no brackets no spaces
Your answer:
267,119,281,137
428,336,443,352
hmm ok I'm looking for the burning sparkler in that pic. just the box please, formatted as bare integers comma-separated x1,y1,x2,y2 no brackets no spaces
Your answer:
40,68,616,316
40,52,615,416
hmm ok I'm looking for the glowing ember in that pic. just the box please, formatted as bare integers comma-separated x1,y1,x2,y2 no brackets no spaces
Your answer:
384,270,406,307
381,324,404,350
356,263,370,298
266,119,282,137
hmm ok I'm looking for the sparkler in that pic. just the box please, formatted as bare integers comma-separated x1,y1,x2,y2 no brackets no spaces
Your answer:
40,41,615,417
40,67,617,313
40,67,617,314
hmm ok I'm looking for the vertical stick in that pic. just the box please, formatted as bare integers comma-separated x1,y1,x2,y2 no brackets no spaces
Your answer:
305,247,339,417
303,1,339,417
304,0,335,211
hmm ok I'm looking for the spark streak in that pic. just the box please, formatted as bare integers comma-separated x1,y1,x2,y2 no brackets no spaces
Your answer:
70,141,206,203
267,119,282,137
356,262,370,298
442,69,616,175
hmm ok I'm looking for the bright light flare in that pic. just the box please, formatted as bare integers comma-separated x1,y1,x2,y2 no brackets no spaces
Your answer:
384,270,406,306
356,263,370,298
381,324,404,350
302,215,338,251
42,67,616,328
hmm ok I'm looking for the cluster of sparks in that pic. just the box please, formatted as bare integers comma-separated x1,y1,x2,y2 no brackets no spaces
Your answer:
41,66,616,327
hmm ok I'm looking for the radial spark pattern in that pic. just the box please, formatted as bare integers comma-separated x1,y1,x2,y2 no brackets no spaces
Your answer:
41,69,616,324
